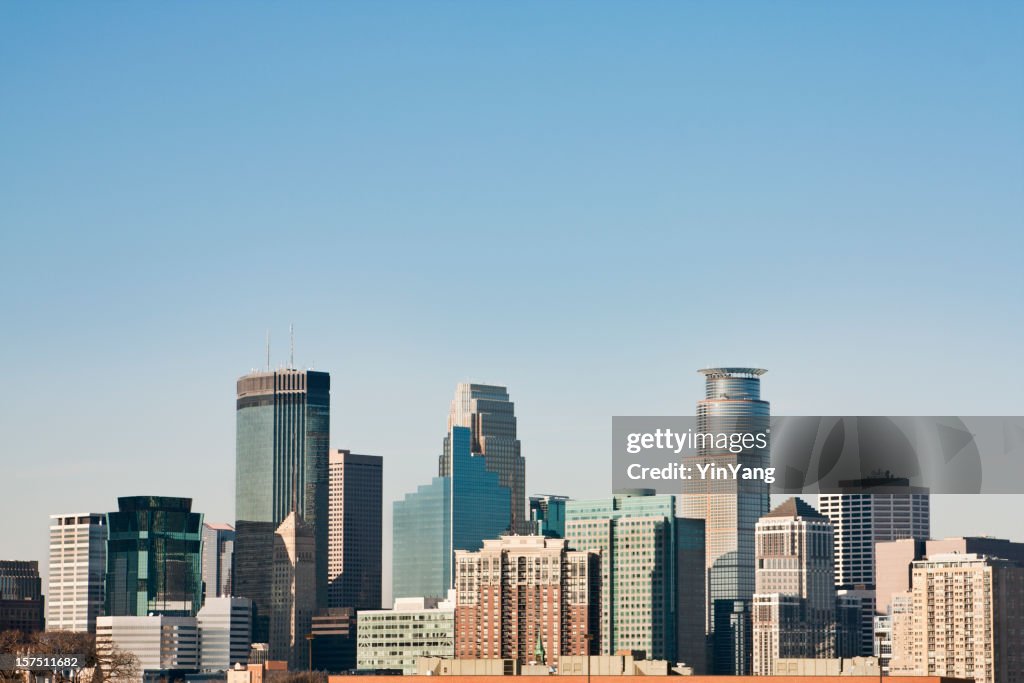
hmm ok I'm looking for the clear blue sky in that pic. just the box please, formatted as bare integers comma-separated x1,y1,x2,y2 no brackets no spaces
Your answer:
2,2,1022,604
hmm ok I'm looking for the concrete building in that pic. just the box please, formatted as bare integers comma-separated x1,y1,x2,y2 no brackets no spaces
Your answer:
201,522,235,603
327,449,382,611
752,498,838,675
96,615,200,675
197,597,253,671
454,535,599,666
529,495,570,538
565,491,703,666
310,607,357,673
773,658,881,676
393,426,510,601
104,496,204,618
0,560,44,633
46,513,107,632
356,592,455,674
680,367,771,674
439,383,527,534
889,553,1024,683
818,482,929,655
269,512,316,670
235,368,331,618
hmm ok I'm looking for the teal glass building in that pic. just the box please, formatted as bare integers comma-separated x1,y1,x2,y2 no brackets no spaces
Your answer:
235,368,330,625
104,496,204,617
393,426,509,600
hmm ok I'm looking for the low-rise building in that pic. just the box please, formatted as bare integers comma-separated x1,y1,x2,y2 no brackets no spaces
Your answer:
356,592,455,674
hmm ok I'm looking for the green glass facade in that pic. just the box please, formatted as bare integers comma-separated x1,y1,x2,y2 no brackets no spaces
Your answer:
392,426,509,600
104,496,204,617
235,369,330,620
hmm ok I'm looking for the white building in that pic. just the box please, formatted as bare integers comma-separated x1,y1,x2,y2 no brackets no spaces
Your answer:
356,592,455,674
46,513,107,632
197,597,253,671
96,615,200,675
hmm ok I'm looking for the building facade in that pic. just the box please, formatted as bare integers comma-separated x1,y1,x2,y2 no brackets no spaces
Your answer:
529,495,570,538
327,449,383,611
47,513,107,632
201,522,235,603
564,491,700,664
393,426,510,600
235,368,330,614
197,597,253,671
439,383,526,534
751,498,837,675
890,553,1024,683
454,535,599,667
269,512,317,670
818,484,930,655
97,615,200,675
104,496,204,617
0,560,44,633
311,607,357,673
356,593,455,674
680,367,770,674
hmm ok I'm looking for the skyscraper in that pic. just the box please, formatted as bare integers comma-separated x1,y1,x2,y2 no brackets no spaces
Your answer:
565,490,703,664
327,449,383,611
439,383,526,534
0,561,44,633
680,367,770,674
235,368,330,627
269,512,316,670
104,496,203,617
47,513,107,633
201,522,235,602
454,535,598,667
197,597,253,671
393,426,510,600
751,498,837,675
818,481,930,654
529,495,570,538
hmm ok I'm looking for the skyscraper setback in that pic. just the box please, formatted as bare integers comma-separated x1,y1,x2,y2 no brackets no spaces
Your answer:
439,383,526,534
681,367,770,674
234,368,330,630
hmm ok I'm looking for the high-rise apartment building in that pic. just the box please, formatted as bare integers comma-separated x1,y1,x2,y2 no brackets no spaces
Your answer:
529,495,570,538
104,496,203,617
889,553,1024,683
752,498,837,675
201,523,235,603
393,426,510,600
269,512,316,670
47,513,107,632
327,449,382,611
453,535,598,666
356,593,456,674
565,491,704,665
197,597,253,671
680,367,770,674
0,561,44,633
235,368,330,615
439,383,526,534
818,482,930,654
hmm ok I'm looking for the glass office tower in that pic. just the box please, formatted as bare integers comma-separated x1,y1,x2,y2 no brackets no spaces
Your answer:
439,383,526,534
235,368,330,626
104,496,204,617
393,426,510,600
680,367,770,674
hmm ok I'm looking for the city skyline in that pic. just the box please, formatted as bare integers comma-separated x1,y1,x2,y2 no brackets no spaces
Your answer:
3,1,1023,608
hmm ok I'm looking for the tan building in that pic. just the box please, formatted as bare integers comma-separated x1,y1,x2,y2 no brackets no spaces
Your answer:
752,498,838,675
269,512,316,670
454,535,598,667
889,553,1024,683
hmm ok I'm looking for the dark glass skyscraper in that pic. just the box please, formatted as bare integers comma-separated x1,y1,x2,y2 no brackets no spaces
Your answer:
681,367,770,674
235,368,330,627
104,496,204,617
